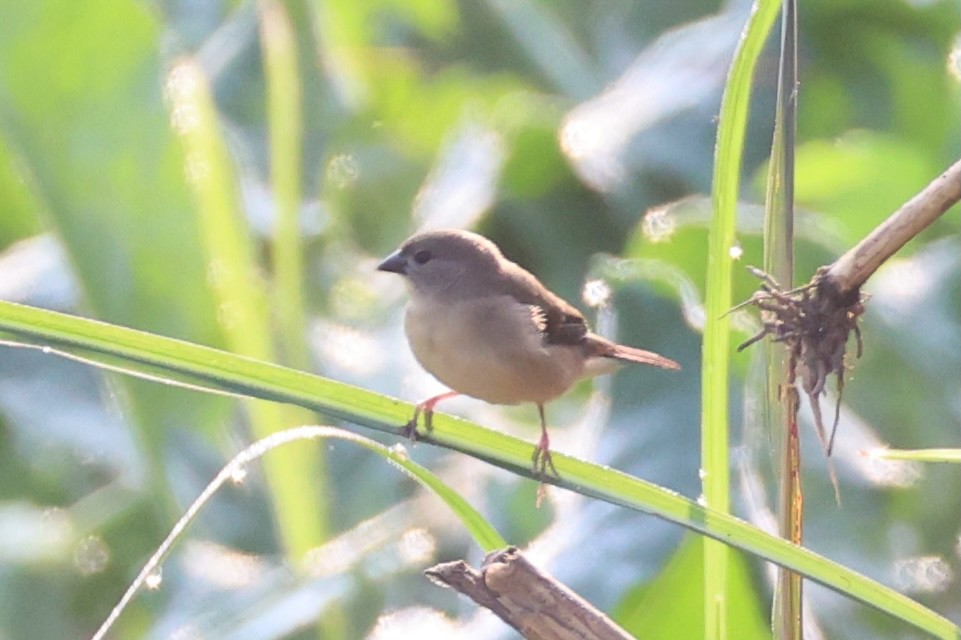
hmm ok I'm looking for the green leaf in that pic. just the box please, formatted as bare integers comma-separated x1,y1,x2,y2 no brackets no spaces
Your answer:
614,534,770,640
91,425,505,640
0,0,231,490
702,0,781,636
0,300,957,640
865,448,961,464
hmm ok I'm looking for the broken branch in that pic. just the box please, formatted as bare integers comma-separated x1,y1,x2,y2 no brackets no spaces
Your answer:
426,547,634,640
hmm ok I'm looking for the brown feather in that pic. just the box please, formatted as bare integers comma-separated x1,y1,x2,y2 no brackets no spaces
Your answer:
606,343,681,370
494,263,589,347
493,254,679,370
585,334,681,370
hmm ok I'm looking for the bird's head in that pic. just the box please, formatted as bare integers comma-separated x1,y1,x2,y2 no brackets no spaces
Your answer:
377,229,504,300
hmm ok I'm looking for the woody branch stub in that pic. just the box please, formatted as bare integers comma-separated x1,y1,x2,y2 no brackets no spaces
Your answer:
736,159,961,453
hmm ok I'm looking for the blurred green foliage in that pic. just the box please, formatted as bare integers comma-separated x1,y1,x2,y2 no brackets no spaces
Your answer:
0,0,957,638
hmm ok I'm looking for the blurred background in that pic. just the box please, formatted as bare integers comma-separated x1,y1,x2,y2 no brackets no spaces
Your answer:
0,0,958,638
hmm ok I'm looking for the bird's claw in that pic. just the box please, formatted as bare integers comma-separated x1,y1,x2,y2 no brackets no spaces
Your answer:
401,417,420,441
532,445,558,509
531,444,558,480
401,406,435,441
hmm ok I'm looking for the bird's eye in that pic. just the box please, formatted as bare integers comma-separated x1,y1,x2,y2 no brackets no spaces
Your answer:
413,250,432,265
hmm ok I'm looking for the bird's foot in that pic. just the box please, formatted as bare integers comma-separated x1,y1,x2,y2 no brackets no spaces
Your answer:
530,405,557,507
402,391,458,441
532,441,557,509
531,430,558,510
531,444,558,479
401,413,421,441
531,406,558,478
401,405,433,441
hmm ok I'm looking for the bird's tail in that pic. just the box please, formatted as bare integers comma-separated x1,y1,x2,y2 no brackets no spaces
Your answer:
608,343,681,370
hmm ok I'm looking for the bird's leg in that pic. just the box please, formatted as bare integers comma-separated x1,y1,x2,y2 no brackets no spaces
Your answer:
531,403,558,479
403,391,460,440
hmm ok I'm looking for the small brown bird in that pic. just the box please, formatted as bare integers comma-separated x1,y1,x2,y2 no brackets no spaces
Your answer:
378,229,679,475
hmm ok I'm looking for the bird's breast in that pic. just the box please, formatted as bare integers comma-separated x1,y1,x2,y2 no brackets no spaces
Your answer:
404,296,586,405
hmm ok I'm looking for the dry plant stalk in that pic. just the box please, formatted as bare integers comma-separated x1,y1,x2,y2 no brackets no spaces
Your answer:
737,159,961,454
737,266,865,455
827,159,961,295
426,547,633,640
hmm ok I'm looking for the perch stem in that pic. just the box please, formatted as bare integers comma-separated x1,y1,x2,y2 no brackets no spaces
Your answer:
827,159,961,295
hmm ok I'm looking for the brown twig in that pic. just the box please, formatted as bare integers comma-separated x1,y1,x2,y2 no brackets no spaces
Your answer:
736,159,961,459
425,547,634,640
826,159,961,295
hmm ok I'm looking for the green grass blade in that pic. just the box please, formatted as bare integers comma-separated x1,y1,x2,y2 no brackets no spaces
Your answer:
258,0,339,570
764,0,802,636
91,425,505,640
169,58,329,559
705,0,781,636
260,0,310,370
0,0,232,505
866,448,961,463
0,301,957,638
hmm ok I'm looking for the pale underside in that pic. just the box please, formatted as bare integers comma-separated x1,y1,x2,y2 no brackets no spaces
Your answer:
404,294,618,405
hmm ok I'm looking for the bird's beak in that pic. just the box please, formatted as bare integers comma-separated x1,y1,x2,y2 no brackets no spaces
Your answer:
377,250,408,275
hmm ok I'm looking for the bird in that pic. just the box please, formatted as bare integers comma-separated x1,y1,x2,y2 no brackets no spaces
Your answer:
377,229,680,476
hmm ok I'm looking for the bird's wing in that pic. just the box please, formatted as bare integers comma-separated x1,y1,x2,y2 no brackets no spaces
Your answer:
495,257,681,371
496,263,589,346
